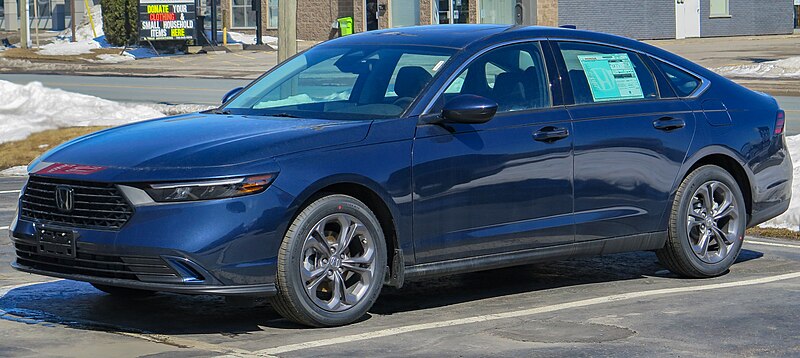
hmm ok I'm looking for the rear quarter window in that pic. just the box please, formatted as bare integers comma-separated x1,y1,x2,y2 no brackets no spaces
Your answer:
654,60,702,97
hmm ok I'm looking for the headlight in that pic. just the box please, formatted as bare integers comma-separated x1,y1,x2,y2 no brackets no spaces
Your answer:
144,175,275,202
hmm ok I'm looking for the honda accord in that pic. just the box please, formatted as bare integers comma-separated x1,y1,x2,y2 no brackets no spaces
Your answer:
9,25,791,326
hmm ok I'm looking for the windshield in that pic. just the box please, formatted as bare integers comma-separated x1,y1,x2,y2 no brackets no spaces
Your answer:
223,45,455,119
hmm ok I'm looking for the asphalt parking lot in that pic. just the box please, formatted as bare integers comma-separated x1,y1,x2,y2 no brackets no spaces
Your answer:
1,176,799,357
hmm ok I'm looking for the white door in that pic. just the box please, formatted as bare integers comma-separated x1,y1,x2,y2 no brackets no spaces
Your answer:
675,0,700,39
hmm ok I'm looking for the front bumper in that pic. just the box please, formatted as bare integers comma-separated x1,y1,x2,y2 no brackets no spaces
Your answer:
10,184,296,296
11,260,277,296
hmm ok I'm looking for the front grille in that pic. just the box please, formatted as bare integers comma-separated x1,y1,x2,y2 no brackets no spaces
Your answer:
15,243,179,282
20,176,134,230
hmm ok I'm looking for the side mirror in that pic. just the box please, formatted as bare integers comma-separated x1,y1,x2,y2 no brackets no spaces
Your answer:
222,87,244,104
441,94,498,124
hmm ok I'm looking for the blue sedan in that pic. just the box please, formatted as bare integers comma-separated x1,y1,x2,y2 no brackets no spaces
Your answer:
10,25,791,327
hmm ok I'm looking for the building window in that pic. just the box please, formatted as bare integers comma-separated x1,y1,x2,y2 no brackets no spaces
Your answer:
392,0,419,27
231,0,256,29
267,0,277,28
230,0,276,29
480,0,514,24
709,0,729,17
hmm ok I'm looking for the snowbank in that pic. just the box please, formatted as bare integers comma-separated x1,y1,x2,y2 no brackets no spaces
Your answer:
714,57,800,79
40,4,105,56
758,134,800,231
38,5,155,60
0,166,28,177
54,4,104,42
0,80,165,144
38,40,101,56
226,31,278,47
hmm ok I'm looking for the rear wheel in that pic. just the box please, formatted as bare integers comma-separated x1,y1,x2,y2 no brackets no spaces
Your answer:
91,283,155,297
657,165,746,278
270,194,387,327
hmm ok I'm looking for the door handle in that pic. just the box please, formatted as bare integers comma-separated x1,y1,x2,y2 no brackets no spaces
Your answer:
653,117,686,131
533,126,570,142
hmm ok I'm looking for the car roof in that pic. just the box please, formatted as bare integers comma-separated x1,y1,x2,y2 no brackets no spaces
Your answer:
322,24,705,77
323,24,510,49
325,24,637,49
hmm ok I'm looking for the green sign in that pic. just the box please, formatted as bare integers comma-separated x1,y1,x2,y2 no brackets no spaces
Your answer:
577,53,644,102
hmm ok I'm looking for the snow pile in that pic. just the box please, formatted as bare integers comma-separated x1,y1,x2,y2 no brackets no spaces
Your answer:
36,5,154,60
714,57,800,79
0,80,164,144
226,31,278,47
38,40,101,56
54,4,104,42
758,134,800,231
0,166,28,177
92,53,136,63
39,4,105,56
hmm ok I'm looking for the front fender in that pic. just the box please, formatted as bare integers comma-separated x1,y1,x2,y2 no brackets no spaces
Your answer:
270,141,415,265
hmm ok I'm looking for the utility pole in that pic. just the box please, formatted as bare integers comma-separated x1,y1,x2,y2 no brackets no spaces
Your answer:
277,0,296,62
70,0,77,42
20,0,30,48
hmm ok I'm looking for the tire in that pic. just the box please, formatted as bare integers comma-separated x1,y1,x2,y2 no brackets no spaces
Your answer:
91,283,155,297
270,194,387,327
657,165,747,278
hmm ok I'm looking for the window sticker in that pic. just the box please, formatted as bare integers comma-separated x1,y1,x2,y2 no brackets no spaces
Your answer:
577,53,644,102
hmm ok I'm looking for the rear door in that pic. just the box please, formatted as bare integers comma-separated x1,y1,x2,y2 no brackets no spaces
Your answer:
411,41,575,263
553,40,696,242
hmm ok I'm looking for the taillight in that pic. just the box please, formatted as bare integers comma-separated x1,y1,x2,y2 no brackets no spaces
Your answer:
775,110,785,135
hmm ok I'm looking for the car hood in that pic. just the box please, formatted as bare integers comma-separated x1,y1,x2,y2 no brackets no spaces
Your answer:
34,113,371,175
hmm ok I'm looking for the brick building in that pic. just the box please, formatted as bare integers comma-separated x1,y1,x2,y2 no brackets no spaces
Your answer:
1,0,793,41
214,0,793,42
218,0,558,41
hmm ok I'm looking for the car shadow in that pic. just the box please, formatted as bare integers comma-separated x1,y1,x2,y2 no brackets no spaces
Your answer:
0,249,764,334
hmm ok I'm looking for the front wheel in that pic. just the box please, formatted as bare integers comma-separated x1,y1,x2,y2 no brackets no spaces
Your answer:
270,194,387,327
657,165,747,278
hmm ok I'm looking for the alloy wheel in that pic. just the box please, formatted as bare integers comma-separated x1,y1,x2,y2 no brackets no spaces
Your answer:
300,213,377,312
686,180,742,264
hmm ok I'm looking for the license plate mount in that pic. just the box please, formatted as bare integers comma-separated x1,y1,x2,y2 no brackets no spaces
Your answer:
35,225,78,258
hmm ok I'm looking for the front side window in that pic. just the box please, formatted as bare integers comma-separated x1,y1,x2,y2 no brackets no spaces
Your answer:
224,45,454,119
440,42,552,113
655,60,701,97
557,42,657,105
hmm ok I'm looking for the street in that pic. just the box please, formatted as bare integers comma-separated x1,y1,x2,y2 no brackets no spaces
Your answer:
0,176,799,357
1,73,799,136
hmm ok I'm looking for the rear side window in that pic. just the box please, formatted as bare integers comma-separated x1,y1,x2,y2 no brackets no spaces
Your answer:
557,42,658,105
654,60,701,97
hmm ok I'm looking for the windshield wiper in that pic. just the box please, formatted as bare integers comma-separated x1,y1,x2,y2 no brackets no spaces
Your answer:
265,113,301,118
210,108,231,115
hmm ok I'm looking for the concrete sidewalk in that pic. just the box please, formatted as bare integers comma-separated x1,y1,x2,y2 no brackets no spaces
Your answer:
2,33,799,93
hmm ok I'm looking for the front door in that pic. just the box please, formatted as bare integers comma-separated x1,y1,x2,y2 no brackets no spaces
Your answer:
412,42,574,263
365,0,378,31
676,0,700,39
555,41,695,242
